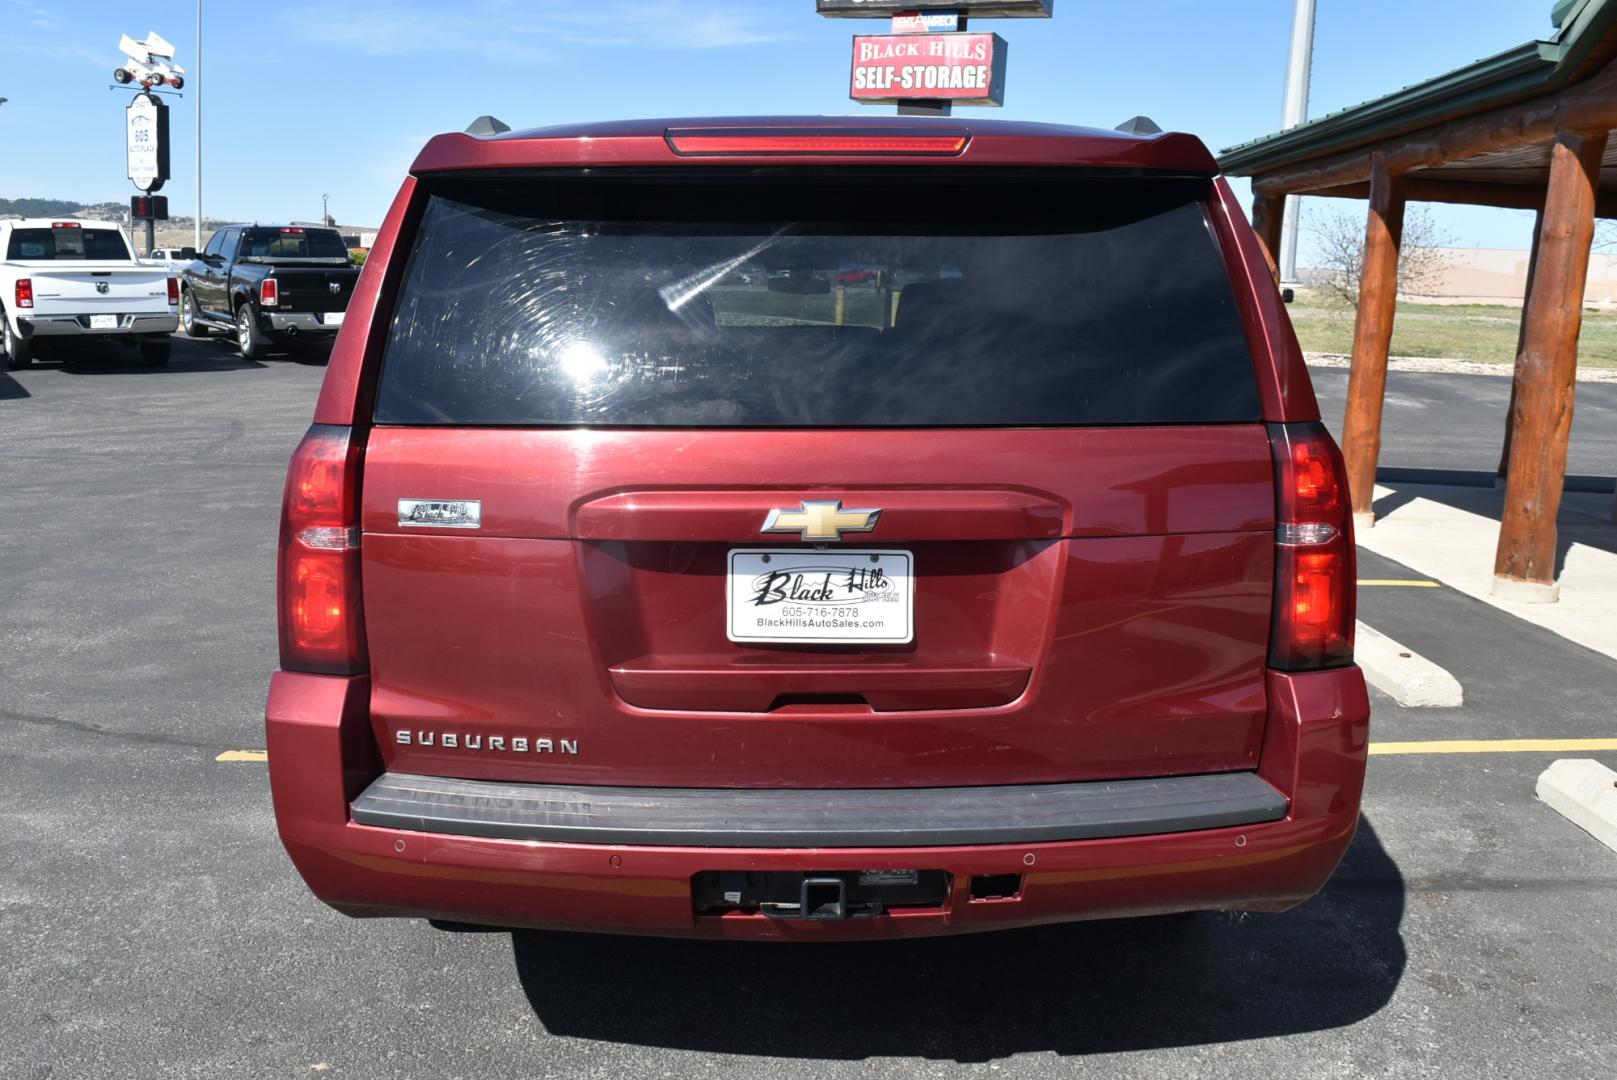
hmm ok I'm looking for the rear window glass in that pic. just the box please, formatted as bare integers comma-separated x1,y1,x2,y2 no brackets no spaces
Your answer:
240,228,348,259
7,227,131,261
375,173,1259,427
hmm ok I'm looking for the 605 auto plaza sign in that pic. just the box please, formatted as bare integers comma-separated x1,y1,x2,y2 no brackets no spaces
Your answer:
849,32,1008,106
124,91,170,192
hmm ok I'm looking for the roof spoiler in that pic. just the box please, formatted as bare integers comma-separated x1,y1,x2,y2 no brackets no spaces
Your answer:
1114,115,1163,136
465,115,511,137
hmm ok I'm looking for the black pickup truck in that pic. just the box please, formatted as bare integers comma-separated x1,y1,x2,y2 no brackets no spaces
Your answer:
179,225,359,358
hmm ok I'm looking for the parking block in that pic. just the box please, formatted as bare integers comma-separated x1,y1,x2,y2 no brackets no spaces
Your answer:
1353,620,1463,707
1536,758,1617,855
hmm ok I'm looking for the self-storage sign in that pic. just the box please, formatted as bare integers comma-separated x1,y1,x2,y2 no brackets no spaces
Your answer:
849,32,1007,106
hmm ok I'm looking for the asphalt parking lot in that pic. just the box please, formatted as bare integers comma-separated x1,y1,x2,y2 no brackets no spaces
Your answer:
1311,365,1617,479
3,338,1616,1078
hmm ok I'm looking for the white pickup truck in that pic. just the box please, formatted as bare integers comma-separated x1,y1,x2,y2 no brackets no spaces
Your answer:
1,218,180,369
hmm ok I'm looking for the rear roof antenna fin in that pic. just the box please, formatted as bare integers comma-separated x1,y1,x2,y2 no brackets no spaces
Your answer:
465,115,512,137
1114,115,1163,136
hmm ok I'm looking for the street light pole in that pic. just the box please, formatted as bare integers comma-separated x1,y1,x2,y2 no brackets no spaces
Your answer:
195,0,202,251
1278,0,1316,284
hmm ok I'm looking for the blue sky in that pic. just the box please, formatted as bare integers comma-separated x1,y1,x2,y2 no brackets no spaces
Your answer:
0,0,1558,258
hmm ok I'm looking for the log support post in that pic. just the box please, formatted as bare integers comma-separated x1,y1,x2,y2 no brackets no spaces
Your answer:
1494,128,1609,603
1251,193,1285,282
1341,160,1406,527
1497,209,1544,490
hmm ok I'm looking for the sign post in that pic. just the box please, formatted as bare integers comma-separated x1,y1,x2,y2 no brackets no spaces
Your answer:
125,91,170,256
116,29,182,258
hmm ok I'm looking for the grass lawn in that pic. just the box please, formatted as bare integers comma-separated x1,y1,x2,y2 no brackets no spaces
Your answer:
711,285,892,328
1286,288,1617,369
699,283,1617,370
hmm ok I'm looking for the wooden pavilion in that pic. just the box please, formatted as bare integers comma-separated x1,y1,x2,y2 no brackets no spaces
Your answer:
1220,0,1617,603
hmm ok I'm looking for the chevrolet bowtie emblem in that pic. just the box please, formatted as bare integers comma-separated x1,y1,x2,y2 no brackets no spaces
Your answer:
761,500,882,542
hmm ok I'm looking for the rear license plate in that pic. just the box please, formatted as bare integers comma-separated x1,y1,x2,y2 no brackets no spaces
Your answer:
727,549,913,644
89,314,118,330
321,312,345,327
859,870,919,887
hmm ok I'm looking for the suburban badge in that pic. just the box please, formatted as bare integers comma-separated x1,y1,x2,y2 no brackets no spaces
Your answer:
395,730,578,755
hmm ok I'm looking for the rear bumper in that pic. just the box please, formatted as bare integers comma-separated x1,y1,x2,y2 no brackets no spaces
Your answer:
267,667,1369,940
265,311,340,335
19,312,178,337
350,770,1289,847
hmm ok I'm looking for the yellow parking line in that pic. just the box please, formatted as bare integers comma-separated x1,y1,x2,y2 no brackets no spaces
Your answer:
1358,579,1441,587
1370,738,1617,756
216,750,268,762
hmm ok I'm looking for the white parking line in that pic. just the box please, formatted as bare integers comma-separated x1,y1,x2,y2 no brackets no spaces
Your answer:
1355,620,1464,708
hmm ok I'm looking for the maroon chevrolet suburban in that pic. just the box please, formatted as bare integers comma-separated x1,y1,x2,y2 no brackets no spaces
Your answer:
266,116,1369,940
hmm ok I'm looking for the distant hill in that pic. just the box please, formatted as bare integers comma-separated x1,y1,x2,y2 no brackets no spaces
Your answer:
80,201,128,220
3,197,377,254
0,197,94,217
1,196,229,230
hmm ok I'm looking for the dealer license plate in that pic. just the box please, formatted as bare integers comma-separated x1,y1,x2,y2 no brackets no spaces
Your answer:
321,312,345,327
89,314,118,330
727,549,913,644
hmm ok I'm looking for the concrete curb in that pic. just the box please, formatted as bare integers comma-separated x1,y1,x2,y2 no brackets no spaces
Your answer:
1354,620,1464,708
1305,354,1617,384
1537,759,1617,855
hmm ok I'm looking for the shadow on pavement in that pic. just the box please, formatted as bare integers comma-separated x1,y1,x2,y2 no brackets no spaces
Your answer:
286,345,333,366
22,335,330,373
0,372,29,399
42,342,266,374
1372,478,1617,574
1377,466,1614,496
508,816,1405,1062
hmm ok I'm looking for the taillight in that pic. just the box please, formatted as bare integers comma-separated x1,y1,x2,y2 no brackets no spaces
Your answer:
278,424,366,674
15,278,33,309
166,276,179,305
665,127,971,156
260,278,279,307
1268,422,1355,670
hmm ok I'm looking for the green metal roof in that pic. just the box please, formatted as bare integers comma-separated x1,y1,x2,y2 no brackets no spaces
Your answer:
1219,0,1617,175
